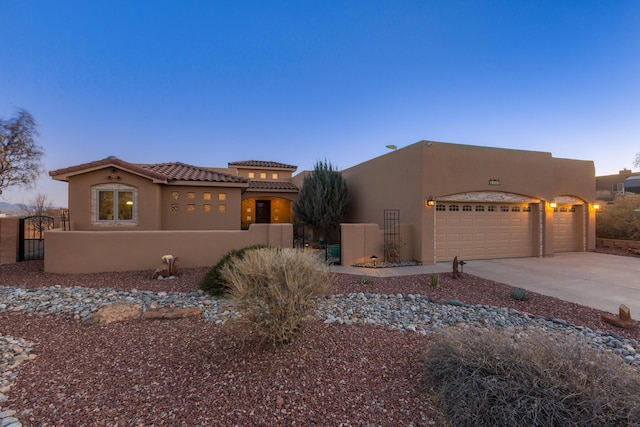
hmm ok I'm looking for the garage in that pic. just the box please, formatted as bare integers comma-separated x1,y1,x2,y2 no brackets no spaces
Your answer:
553,204,581,252
435,202,535,262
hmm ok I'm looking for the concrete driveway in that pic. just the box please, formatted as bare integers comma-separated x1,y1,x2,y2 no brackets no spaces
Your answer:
333,252,640,315
462,252,640,316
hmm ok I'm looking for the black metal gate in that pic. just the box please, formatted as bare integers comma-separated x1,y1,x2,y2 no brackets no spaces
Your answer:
19,215,55,261
384,209,401,262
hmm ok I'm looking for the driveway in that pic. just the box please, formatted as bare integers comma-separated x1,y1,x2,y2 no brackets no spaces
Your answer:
333,252,640,316
462,252,640,316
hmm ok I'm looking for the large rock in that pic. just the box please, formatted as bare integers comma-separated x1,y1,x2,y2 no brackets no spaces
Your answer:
141,307,202,320
602,304,634,329
88,302,142,325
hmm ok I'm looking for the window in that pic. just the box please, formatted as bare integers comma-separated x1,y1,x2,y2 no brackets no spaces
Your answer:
171,191,179,200
488,205,496,212
560,207,568,212
96,188,135,222
511,206,521,212
523,206,531,212
462,205,472,211
187,204,196,212
171,204,179,212
218,204,226,213
500,206,509,212
272,173,279,179
260,172,267,179
203,192,212,200
187,192,195,200
475,205,485,212
613,183,624,193
435,204,446,211
248,172,255,178
218,193,227,201
448,205,459,211
203,204,212,212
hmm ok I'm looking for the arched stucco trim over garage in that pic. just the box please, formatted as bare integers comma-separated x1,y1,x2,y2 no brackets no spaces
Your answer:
435,191,541,204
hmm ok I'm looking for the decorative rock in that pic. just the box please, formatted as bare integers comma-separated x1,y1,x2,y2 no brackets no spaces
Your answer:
87,302,142,325
602,304,634,329
141,307,202,320
152,255,179,279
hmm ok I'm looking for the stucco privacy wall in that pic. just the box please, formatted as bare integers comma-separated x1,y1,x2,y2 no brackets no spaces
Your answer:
340,223,413,266
0,218,19,264
44,224,293,274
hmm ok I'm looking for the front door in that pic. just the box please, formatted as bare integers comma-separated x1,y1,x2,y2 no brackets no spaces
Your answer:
255,200,271,223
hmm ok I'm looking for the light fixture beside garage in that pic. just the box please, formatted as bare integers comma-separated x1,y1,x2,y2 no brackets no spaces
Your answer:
425,196,435,207
549,200,557,209
593,203,600,210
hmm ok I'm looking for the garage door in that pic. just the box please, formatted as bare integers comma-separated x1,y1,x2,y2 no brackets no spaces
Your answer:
435,203,534,262
553,205,580,252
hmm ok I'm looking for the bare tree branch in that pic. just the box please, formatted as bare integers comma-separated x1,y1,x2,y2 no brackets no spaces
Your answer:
0,109,45,195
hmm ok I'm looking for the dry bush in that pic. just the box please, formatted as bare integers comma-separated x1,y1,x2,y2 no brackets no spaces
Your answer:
423,328,640,426
222,247,330,345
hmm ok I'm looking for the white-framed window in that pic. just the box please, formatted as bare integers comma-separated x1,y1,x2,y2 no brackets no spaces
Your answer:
93,184,137,225
613,183,624,193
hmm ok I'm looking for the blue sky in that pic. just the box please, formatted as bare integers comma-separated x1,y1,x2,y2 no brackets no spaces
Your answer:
1,0,639,207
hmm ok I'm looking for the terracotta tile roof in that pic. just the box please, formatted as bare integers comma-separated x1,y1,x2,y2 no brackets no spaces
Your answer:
139,163,248,183
247,181,299,191
49,156,248,184
228,160,297,170
49,156,167,181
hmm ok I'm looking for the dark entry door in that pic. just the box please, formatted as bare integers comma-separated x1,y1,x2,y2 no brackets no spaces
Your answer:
255,200,271,223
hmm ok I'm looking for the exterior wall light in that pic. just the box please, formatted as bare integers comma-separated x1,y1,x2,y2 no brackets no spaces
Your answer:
549,200,557,209
425,196,435,207
593,203,600,210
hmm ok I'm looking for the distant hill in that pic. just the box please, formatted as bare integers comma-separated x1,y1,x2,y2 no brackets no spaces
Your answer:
0,201,25,215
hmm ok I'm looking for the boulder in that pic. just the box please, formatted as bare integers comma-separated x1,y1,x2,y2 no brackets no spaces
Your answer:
153,255,180,279
88,302,142,325
141,306,202,320
602,304,634,329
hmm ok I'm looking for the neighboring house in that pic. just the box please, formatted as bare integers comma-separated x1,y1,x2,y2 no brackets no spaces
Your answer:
340,141,597,264
595,169,640,201
48,156,298,231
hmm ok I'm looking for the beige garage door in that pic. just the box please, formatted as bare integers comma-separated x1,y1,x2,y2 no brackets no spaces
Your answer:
435,203,534,262
553,205,580,252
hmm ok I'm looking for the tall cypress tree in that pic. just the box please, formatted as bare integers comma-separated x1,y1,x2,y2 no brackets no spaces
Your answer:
293,160,349,242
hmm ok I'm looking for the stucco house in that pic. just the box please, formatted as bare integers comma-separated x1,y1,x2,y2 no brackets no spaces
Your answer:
339,141,597,264
43,140,597,273
48,157,299,231
595,168,640,201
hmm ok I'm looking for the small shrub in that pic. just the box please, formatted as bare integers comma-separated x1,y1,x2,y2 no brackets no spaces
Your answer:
222,247,330,345
383,238,405,263
510,287,530,301
199,245,268,296
430,273,439,288
360,275,371,285
423,328,640,426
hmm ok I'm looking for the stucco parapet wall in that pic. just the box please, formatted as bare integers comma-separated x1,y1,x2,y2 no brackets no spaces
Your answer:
436,192,541,203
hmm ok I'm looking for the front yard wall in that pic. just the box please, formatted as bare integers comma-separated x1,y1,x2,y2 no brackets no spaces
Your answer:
340,223,413,266
0,218,19,264
44,223,293,274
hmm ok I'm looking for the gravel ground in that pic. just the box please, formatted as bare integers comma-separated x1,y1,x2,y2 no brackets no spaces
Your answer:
0,258,639,426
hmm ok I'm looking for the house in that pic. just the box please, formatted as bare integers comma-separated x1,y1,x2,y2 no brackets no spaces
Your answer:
48,157,298,231
596,169,640,201
339,141,597,265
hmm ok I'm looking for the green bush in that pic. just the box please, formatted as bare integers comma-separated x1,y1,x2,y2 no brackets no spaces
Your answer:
199,245,268,296
430,273,440,288
423,328,640,426
222,247,330,345
510,287,530,301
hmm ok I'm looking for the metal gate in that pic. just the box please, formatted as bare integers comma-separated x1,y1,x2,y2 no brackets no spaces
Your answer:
19,215,55,261
384,209,401,262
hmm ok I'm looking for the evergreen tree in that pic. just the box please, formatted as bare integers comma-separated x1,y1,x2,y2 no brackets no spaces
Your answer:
294,160,349,241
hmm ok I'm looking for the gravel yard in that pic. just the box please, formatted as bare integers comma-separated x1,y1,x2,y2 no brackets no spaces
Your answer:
0,259,638,426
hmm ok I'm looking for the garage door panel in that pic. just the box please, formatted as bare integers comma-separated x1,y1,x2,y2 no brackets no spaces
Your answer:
436,203,534,262
554,206,580,252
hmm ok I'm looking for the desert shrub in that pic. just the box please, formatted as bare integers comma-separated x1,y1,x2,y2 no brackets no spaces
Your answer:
360,275,371,285
423,328,640,426
221,247,330,345
199,245,268,296
383,238,405,263
430,273,439,288
510,287,530,301
596,194,640,240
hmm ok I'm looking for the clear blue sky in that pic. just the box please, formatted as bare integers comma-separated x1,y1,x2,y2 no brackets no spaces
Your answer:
1,0,639,207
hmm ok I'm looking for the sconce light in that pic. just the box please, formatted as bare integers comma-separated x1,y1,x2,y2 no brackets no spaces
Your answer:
370,255,378,267
425,196,435,207
126,200,133,206
549,200,557,209
593,203,600,210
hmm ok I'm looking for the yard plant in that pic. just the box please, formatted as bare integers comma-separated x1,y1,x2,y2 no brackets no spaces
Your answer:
221,247,330,345
423,328,640,426
199,244,268,296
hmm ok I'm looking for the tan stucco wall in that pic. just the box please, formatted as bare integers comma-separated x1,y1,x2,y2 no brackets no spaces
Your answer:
552,157,595,202
44,223,293,274
0,218,19,264
67,168,162,231
160,186,242,230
